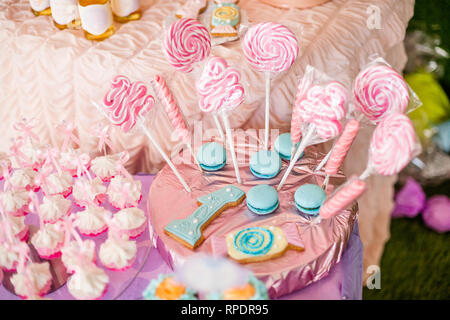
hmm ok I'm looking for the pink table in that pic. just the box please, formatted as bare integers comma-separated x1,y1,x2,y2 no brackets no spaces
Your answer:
0,174,362,300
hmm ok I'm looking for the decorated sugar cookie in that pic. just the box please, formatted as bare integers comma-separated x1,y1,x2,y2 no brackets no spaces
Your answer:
211,223,304,263
211,0,240,38
165,186,245,249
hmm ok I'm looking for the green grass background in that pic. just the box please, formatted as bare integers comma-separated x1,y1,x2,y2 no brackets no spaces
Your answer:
363,1,450,300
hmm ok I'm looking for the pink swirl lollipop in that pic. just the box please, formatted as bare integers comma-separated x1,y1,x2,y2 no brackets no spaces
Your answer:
296,81,348,140
368,113,415,176
103,75,155,133
242,22,298,73
163,18,211,73
353,65,410,122
196,57,244,113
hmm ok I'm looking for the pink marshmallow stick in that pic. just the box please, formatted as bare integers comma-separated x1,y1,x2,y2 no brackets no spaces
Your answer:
319,178,367,219
153,74,201,171
320,119,361,188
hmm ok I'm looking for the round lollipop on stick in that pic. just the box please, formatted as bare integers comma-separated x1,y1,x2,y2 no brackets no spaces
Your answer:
243,22,299,150
196,56,245,184
278,78,348,191
318,113,416,221
152,74,202,171
163,18,211,73
98,75,191,192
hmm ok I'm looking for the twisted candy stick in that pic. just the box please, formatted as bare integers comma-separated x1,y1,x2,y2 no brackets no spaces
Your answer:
366,113,416,177
324,119,361,176
153,74,201,171
153,75,191,145
196,57,244,113
319,178,367,219
243,22,298,149
163,18,211,73
103,75,155,133
353,65,409,122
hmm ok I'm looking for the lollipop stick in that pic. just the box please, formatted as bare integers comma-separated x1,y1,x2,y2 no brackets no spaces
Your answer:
212,114,225,141
186,143,202,172
221,112,241,184
315,148,333,172
264,72,271,150
278,125,315,191
138,118,191,192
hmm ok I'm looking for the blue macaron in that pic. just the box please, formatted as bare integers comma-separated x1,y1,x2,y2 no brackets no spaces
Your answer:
294,184,327,216
249,150,281,179
274,133,304,161
246,184,279,215
197,142,226,171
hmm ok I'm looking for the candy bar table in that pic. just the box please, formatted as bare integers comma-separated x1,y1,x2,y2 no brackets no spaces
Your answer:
0,174,363,300
0,0,413,281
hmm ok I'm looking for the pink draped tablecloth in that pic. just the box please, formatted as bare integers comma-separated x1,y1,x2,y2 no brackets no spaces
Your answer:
0,174,363,300
0,0,414,281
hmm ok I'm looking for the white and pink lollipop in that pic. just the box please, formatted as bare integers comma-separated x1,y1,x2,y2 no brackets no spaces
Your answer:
99,75,191,192
163,18,211,73
103,75,155,133
152,74,201,171
278,78,348,190
318,113,416,220
353,65,410,123
242,22,299,149
196,56,245,183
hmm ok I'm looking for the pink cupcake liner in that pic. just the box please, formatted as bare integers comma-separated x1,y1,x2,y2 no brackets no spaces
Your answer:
8,204,30,217
35,242,64,260
73,194,106,209
117,221,147,240
17,278,52,300
94,284,109,300
77,225,108,237
43,187,73,199
109,194,142,211
2,262,18,273
16,226,29,242
42,207,71,225
102,255,136,272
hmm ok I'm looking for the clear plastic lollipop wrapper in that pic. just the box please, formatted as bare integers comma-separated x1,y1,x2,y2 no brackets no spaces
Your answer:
196,56,246,184
278,65,349,191
315,113,421,223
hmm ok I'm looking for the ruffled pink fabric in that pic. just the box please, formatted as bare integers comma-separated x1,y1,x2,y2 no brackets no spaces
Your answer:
0,0,415,280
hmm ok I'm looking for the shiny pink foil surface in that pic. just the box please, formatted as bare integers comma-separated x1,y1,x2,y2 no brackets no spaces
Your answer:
147,134,358,298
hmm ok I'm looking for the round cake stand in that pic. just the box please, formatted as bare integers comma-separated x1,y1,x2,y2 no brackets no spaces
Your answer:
147,134,358,298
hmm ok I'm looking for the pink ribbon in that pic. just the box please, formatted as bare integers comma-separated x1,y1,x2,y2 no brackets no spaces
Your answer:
13,118,40,144
9,137,32,168
115,151,132,180
35,165,56,191
57,121,80,151
110,182,134,209
91,125,116,154
72,153,91,180
44,147,62,175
